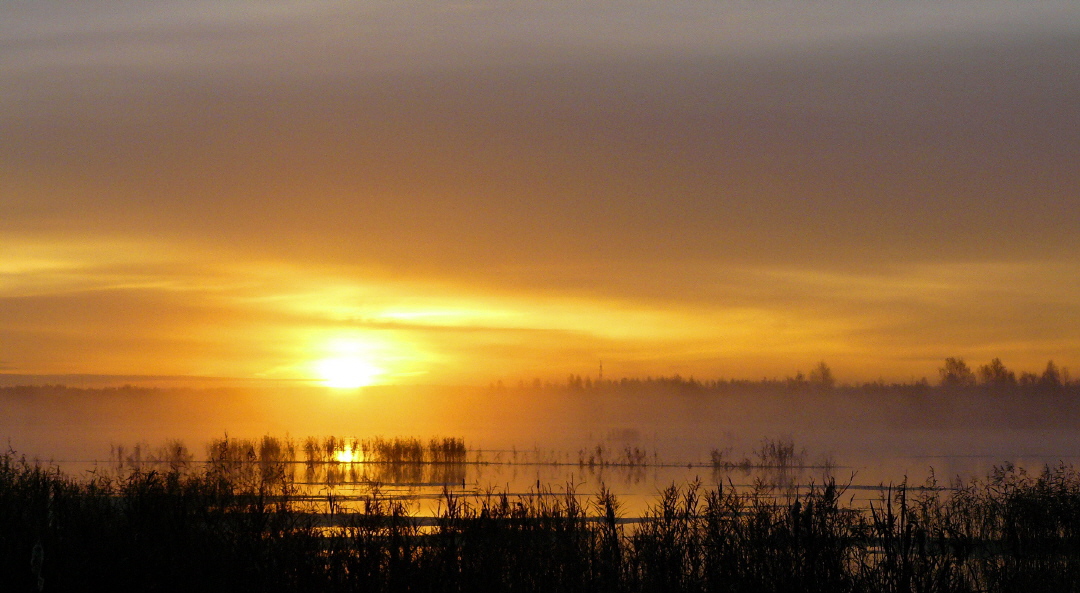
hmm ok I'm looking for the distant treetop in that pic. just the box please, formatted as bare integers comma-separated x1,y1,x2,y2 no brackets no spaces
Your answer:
939,357,977,389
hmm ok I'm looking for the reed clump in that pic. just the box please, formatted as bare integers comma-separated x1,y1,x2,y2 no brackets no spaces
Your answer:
5,447,1080,592
577,444,651,468
197,435,468,487
111,439,195,472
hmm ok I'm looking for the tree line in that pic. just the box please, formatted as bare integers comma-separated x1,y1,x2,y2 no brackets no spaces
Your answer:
504,358,1075,393
939,356,1070,390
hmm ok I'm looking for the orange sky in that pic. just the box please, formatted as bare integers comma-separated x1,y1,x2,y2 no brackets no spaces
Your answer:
2,2,1080,386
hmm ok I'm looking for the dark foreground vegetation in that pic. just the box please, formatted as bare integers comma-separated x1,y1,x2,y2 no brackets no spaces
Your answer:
4,447,1080,592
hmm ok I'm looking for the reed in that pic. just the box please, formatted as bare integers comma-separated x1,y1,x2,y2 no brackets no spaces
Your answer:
5,446,1080,592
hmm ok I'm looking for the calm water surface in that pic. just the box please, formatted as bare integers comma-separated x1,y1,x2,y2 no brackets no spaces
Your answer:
47,441,1080,519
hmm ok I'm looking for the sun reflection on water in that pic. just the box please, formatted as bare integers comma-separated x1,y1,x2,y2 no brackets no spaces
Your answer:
334,448,362,463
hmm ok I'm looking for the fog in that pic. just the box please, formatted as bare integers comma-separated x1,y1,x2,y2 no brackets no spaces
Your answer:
5,381,1079,488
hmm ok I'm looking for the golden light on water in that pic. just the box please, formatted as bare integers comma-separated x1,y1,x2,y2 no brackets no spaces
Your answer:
334,446,363,463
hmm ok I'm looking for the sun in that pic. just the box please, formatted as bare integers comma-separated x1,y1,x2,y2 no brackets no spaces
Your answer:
315,356,382,388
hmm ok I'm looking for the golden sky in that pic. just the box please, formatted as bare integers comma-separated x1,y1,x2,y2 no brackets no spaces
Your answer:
2,1,1080,385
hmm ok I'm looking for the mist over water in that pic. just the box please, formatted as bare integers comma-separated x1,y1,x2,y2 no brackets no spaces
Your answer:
8,382,1080,590
5,382,1078,492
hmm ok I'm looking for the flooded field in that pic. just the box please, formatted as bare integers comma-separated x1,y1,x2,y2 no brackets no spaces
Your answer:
38,432,1080,522
7,381,1079,519
7,383,1080,591
7,439,1080,592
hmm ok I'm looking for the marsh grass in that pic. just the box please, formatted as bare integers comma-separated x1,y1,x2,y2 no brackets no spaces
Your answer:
5,444,1080,592
1,446,326,592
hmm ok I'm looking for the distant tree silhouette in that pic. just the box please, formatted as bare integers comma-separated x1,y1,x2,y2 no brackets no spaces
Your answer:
786,371,808,390
978,358,1017,388
1039,360,1064,390
808,361,836,390
939,357,976,388
1019,371,1039,387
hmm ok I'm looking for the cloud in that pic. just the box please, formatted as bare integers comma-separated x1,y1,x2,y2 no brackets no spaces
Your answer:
6,26,1079,284
3,3,1080,382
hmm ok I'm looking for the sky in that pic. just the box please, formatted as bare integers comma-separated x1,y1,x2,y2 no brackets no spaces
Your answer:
2,1,1080,386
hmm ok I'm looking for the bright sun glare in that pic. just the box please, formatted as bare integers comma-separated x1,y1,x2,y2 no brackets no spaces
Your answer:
315,356,382,388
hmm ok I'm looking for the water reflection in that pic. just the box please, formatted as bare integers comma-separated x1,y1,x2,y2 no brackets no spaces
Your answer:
307,459,467,488
92,434,1080,519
